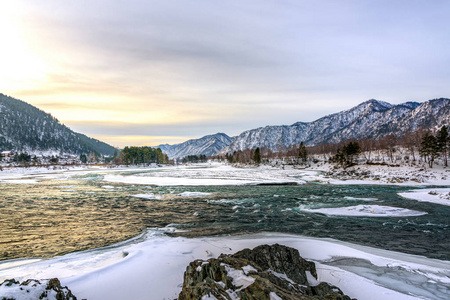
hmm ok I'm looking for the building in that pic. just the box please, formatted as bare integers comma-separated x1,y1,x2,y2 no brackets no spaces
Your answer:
1,151,14,160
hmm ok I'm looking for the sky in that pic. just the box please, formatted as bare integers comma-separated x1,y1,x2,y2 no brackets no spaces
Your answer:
1,1,449,148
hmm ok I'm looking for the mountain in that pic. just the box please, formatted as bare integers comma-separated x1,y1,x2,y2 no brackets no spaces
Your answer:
223,98,449,153
0,93,117,156
157,133,233,159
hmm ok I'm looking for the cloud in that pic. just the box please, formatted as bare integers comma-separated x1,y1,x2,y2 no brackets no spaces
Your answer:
2,0,450,147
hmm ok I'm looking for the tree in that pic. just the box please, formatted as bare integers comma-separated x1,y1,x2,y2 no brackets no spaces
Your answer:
419,133,439,168
298,142,307,164
80,154,87,163
332,141,360,167
436,125,449,167
253,147,261,164
343,141,360,165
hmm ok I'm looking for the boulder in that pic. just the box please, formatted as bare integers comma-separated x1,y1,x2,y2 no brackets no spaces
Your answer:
179,243,354,300
0,278,77,300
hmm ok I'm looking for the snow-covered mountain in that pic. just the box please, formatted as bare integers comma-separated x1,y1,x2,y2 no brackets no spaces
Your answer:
224,98,449,153
0,93,117,156
157,133,233,159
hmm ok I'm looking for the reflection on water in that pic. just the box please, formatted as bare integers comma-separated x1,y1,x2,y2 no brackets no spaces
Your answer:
1,178,449,261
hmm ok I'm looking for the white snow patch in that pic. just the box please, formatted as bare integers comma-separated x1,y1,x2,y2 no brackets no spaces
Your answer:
269,292,283,300
101,185,115,189
130,193,162,200
178,192,211,197
268,269,296,285
224,265,255,290
299,204,427,217
399,188,450,206
201,294,218,300
242,265,257,275
344,196,377,201
0,279,68,300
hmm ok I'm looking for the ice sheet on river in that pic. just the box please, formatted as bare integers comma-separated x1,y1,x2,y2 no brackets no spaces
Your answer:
399,188,450,207
299,204,427,217
103,165,306,186
0,232,448,300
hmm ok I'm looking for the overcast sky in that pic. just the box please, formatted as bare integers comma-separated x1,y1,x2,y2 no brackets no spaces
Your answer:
1,1,449,147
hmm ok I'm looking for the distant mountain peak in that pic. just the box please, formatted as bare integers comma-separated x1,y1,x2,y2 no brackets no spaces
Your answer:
157,132,233,159
223,98,449,153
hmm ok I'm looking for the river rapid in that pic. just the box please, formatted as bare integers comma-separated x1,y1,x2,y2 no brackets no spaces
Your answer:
1,165,448,261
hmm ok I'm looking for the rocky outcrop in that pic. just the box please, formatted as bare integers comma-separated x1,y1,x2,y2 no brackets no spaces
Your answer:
0,278,77,300
178,244,354,300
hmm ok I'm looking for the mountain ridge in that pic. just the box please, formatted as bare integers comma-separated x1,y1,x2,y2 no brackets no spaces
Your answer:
0,93,117,156
156,132,233,159
224,98,448,153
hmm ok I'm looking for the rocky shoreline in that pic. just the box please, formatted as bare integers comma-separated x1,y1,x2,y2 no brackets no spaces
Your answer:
179,244,353,300
1,244,354,300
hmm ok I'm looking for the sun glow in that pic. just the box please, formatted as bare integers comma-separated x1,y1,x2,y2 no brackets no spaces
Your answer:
94,135,194,147
0,3,49,92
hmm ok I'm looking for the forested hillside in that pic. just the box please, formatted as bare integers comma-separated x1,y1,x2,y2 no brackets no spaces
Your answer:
0,93,116,156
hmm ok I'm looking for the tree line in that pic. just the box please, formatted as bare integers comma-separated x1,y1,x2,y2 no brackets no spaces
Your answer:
206,125,449,169
419,126,448,168
118,146,169,165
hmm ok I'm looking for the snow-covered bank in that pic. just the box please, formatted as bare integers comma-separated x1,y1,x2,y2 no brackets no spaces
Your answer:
303,163,450,186
0,231,448,300
1,162,449,187
399,188,450,206
103,164,306,186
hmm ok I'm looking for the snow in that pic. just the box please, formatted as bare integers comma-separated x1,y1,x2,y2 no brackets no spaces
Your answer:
299,204,427,217
399,188,450,207
269,292,283,300
101,185,115,189
303,163,450,186
0,279,58,300
1,231,449,300
344,196,377,201
130,193,161,200
178,191,211,197
0,162,449,187
103,164,306,186
242,265,257,275
223,265,255,290
268,269,297,285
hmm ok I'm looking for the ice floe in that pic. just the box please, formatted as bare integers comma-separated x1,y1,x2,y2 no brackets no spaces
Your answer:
399,188,450,207
130,193,161,200
299,204,427,217
178,191,211,197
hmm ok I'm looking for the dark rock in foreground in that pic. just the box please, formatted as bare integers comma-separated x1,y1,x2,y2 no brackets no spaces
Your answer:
0,278,77,300
179,243,354,300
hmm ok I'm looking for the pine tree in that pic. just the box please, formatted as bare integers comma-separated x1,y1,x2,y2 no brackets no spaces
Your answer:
436,125,449,167
298,142,307,164
253,147,261,165
419,133,439,168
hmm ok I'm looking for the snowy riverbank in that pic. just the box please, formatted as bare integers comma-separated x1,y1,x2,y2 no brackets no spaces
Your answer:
2,161,449,186
1,230,449,300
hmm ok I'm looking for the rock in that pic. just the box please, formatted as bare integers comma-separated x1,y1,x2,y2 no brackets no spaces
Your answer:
0,278,77,300
178,244,354,300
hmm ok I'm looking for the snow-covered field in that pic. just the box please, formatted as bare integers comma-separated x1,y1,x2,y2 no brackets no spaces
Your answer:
0,162,449,187
304,163,450,186
103,164,307,186
0,231,448,300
